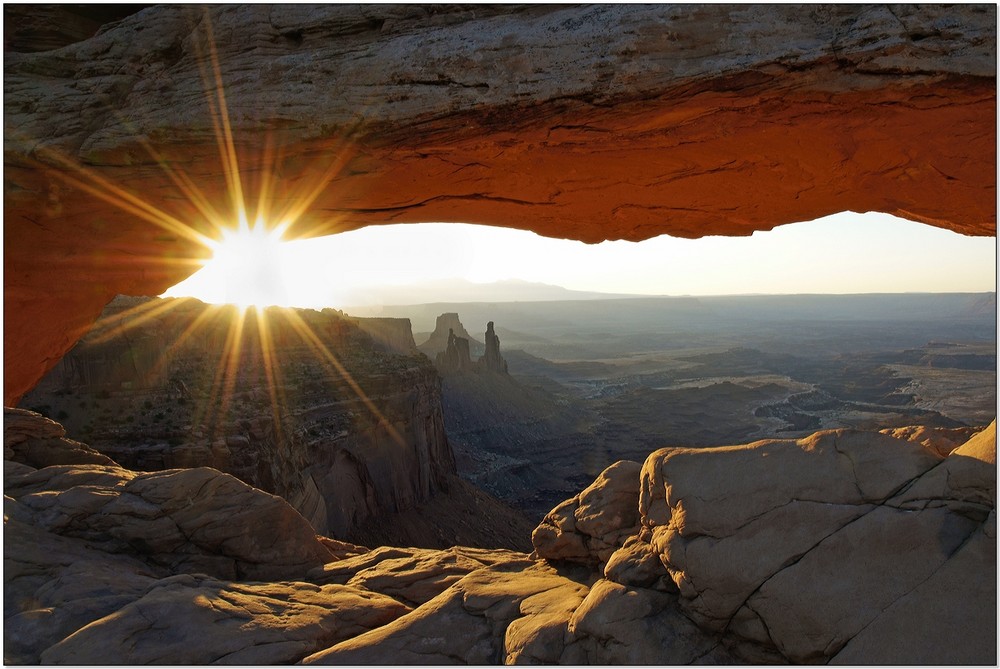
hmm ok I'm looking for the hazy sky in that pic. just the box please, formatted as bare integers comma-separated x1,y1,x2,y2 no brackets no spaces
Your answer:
163,211,997,309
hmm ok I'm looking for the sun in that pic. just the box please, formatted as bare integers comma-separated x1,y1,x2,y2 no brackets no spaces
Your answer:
165,216,292,309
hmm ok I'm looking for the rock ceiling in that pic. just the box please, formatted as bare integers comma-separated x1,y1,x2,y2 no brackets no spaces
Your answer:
3,4,996,404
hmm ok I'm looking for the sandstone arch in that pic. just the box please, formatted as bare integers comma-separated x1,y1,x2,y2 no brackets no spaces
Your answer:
4,4,996,404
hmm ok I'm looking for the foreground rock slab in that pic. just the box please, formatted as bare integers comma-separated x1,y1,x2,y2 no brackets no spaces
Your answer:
40,575,410,665
4,406,995,664
626,424,997,664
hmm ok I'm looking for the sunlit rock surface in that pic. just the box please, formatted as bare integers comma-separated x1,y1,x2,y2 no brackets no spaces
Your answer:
5,406,993,664
4,4,996,404
532,459,643,565
626,423,997,664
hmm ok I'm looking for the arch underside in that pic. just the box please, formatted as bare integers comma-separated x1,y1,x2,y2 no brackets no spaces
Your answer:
3,4,996,404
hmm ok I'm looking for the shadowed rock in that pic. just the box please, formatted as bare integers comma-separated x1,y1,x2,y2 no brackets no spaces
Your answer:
6,463,337,582
478,321,509,375
532,460,642,565
4,407,115,468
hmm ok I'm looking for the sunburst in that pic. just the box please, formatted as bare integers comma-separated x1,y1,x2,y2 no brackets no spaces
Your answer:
14,6,401,465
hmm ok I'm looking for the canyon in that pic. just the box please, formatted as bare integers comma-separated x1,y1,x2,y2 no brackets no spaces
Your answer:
19,296,532,550
3,4,996,666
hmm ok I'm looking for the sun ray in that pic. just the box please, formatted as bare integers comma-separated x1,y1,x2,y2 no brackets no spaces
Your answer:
86,296,197,346
276,308,407,447
272,142,361,240
190,6,248,227
123,134,229,236
199,305,247,440
141,301,227,392
253,306,291,449
20,145,215,250
248,131,280,226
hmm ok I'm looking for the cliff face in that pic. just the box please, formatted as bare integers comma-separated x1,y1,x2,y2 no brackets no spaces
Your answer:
4,4,995,404
354,317,418,357
20,296,455,538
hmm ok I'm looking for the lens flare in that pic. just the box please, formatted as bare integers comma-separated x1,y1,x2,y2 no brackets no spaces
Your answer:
7,5,400,470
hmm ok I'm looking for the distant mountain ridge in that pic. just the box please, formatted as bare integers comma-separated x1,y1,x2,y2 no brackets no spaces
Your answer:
340,278,643,306
351,292,997,332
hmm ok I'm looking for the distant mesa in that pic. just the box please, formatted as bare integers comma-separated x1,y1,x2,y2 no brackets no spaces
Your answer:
425,314,508,376
419,313,483,359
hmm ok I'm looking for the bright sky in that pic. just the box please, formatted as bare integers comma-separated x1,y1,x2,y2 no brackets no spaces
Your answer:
163,211,997,309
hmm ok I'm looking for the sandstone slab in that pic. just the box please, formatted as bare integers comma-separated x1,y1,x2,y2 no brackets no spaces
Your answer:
9,464,335,581
4,407,116,468
302,561,585,665
40,574,409,665
628,426,996,663
310,545,529,607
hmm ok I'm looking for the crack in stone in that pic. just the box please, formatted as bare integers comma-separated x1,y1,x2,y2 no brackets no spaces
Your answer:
827,516,988,662
713,457,980,660
322,192,557,215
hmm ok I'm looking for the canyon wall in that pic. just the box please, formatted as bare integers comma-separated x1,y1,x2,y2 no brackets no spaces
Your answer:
354,317,418,357
21,296,455,538
4,4,996,404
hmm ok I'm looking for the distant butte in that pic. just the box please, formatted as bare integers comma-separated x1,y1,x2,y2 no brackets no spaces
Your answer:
4,4,996,403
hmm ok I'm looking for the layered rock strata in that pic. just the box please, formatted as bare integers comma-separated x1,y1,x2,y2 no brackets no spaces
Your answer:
6,407,993,665
4,4,995,404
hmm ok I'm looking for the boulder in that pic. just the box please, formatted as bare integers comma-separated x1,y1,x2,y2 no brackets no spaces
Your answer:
4,407,115,468
532,460,642,565
566,579,730,665
7,464,336,581
632,426,996,663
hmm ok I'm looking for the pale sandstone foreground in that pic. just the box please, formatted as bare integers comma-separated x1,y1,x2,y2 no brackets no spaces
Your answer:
4,407,995,664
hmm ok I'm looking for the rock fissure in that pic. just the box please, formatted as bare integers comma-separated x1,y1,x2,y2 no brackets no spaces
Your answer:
827,516,987,661
717,496,891,635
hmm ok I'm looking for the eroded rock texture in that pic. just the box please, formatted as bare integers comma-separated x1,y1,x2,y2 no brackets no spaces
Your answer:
6,406,993,665
4,4,996,404
624,424,997,664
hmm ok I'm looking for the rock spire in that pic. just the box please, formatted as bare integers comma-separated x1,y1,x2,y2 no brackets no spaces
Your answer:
478,321,508,375
435,328,474,374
